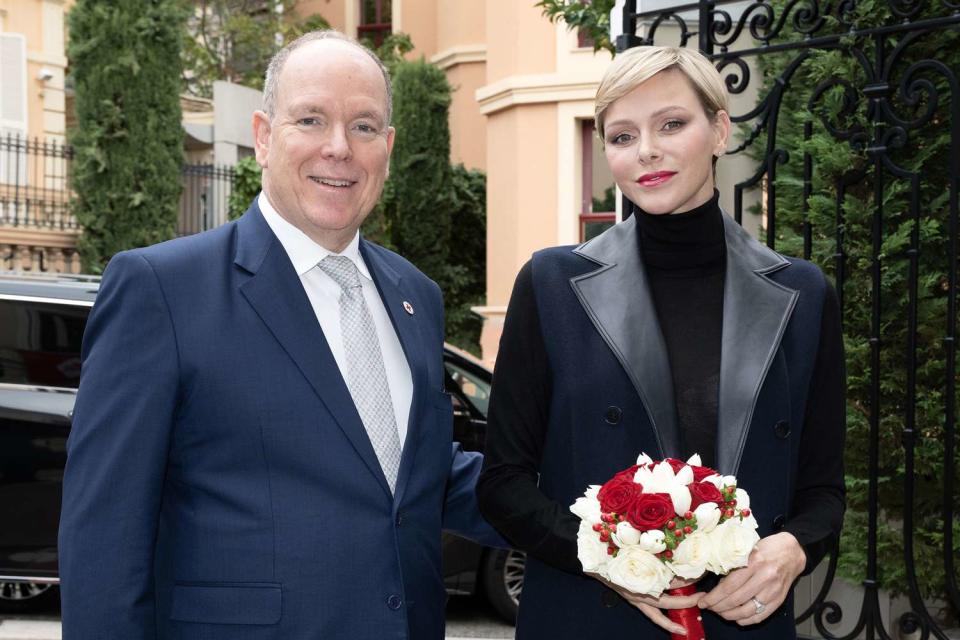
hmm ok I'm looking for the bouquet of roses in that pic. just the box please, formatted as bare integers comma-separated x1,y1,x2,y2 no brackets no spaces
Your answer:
570,453,759,639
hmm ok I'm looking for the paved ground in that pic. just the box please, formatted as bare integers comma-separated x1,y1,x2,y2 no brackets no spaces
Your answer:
0,595,514,640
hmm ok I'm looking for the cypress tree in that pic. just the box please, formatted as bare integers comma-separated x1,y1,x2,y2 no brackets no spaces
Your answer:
69,0,186,272
372,58,487,351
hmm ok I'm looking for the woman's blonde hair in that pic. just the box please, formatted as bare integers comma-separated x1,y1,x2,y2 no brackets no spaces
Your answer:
595,46,729,141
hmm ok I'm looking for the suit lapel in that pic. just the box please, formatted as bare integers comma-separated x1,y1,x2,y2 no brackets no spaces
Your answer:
716,214,798,475
234,206,392,496
358,240,429,505
571,216,680,458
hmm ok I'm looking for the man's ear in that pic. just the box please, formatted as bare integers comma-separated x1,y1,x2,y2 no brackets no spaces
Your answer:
252,110,272,168
385,126,396,178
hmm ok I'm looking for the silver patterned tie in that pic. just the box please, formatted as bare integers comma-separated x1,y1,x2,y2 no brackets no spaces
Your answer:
319,255,402,492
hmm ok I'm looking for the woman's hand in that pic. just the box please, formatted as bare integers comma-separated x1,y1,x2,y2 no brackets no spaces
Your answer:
586,573,702,635
698,532,807,626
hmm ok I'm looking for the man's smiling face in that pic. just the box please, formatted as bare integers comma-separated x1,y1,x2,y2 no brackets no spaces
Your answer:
253,39,394,252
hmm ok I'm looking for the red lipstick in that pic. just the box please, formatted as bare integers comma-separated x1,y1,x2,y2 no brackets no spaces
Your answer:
637,171,676,187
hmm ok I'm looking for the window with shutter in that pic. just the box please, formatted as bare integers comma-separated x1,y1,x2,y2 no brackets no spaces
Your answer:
0,33,29,190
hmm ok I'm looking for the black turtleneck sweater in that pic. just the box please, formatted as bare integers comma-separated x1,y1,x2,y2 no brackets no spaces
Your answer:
477,198,845,577
637,192,725,468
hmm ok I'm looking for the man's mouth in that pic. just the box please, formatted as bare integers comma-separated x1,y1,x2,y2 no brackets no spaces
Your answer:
637,171,676,187
310,176,356,188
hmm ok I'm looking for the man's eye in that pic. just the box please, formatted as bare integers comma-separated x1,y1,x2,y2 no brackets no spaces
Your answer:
354,122,379,135
299,117,320,126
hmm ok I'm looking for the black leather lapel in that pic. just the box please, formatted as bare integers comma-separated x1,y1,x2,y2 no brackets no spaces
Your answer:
571,216,680,458
716,214,798,475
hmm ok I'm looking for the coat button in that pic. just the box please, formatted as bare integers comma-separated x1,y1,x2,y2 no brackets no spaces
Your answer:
386,594,402,610
774,420,791,439
604,406,622,425
395,511,403,527
601,589,620,608
772,514,786,530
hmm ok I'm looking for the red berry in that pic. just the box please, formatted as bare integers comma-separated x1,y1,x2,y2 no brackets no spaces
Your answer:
684,511,694,520
667,520,677,530
684,526,693,534
730,499,737,506
592,523,603,532
674,529,684,538
607,546,615,555
664,550,673,559
609,523,618,532
741,509,751,517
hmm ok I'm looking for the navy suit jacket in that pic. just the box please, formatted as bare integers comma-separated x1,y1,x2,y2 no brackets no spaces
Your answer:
58,201,500,639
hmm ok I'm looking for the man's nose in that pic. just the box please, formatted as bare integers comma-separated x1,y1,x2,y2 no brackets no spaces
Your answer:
321,125,352,161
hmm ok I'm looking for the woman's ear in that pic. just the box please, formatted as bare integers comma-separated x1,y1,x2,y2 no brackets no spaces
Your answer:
713,109,731,157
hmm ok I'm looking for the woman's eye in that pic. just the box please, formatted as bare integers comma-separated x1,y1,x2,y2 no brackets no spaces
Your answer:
609,132,633,145
663,120,684,131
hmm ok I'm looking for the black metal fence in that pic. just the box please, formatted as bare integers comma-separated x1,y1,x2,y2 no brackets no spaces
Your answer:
0,133,236,237
618,2,958,638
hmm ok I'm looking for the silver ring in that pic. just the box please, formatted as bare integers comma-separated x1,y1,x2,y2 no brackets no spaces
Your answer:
751,596,766,615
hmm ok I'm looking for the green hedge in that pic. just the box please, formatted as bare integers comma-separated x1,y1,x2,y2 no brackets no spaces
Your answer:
68,0,186,273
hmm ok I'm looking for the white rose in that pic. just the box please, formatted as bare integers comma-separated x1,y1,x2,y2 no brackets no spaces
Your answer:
734,488,750,511
636,452,654,466
707,518,760,574
570,486,602,524
686,453,703,466
604,545,674,598
612,521,642,547
576,521,610,574
671,530,712,580
639,529,667,554
721,475,738,489
693,502,721,533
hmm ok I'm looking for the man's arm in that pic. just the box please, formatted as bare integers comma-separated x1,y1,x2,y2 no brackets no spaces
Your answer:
442,444,510,548
58,252,179,639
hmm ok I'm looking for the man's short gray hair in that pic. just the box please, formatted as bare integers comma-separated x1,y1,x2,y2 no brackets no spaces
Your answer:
262,30,393,124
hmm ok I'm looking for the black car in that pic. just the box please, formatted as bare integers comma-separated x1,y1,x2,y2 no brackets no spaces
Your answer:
0,272,524,623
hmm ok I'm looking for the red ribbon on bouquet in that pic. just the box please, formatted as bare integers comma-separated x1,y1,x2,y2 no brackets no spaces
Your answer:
666,584,706,640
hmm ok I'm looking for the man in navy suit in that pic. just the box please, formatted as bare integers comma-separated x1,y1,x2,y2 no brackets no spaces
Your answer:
59,30,501,639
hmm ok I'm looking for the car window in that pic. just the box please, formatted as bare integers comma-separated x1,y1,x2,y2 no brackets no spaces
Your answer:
0,299,88,388
443,361,491,417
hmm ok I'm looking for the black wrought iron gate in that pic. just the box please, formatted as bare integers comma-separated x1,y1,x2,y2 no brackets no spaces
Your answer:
616,2,959,638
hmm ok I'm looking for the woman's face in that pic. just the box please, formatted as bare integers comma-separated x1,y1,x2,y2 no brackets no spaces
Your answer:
602,69,730,215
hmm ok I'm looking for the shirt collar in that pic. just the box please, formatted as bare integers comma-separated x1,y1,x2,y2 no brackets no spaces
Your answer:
257,192,371,280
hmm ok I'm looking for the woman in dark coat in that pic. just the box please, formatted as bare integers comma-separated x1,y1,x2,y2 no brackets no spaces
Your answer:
476,46,845,639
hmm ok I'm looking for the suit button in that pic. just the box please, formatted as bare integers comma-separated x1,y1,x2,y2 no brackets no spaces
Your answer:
772,514,786,530
774,420,791,439
601,589,620,608
605,406,623,425
386,594,402,610
395,511,403,527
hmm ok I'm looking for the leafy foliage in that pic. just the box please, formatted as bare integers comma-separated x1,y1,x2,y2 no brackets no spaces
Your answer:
535,0,615,54
750,1,959,615
181,0,330,98
68,0,187,272
228,155,262,220
364,59,486,353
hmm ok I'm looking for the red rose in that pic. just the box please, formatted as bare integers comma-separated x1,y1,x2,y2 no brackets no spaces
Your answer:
597,471,642,514
690,465,719,482
625,492,675,531
688,481,725,509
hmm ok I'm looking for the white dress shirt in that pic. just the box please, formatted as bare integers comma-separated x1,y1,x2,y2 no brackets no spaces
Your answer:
258,192,413,448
